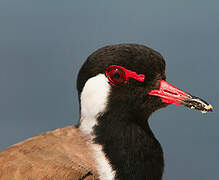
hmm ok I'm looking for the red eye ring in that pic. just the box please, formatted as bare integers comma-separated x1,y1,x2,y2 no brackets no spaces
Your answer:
106,65,145,87
106,66,127,86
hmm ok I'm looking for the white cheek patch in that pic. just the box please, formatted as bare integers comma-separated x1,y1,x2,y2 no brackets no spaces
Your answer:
79,74,110,135
79,74,116,180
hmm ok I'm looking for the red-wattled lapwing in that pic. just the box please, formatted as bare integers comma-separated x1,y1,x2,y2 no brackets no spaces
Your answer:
0,44,213,180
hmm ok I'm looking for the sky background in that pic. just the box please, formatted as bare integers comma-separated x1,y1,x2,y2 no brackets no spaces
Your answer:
0,0,218,179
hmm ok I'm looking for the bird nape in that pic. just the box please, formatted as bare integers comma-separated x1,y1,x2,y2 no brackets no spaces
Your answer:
0,44,213,180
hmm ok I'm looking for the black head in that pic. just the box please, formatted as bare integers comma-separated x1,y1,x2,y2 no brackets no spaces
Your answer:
77,44,212,122
76,44,212,180
77,43,168,180
77,44,168,123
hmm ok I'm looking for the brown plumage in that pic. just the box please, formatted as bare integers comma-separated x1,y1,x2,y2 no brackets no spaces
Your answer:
0,44,212,180
0,126,99,180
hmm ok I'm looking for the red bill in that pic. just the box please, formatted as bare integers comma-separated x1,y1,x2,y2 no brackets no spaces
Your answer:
148,80,213,113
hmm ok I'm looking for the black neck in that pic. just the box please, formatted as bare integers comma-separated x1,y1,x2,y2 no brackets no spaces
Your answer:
93,106,164,180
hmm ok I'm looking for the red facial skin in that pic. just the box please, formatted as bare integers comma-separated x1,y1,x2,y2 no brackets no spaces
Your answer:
106,65,145,86
106,65,213,112
106,65,189,106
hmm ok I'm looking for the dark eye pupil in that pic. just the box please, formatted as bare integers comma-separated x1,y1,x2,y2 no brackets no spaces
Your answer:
106,67,126,86
114,73,120,79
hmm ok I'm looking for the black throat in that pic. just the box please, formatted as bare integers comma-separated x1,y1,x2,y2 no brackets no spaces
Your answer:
93,104,164,180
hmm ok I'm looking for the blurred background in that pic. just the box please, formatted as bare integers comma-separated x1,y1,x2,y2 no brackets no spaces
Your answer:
0,0,218,179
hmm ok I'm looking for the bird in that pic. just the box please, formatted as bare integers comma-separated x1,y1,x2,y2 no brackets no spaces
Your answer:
0,44,213,180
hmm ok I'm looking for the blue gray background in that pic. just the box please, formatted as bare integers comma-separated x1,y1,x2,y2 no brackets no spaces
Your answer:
0,0,218,179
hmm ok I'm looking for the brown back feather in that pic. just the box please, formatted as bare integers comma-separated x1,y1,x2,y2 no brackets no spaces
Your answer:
0,126,99,180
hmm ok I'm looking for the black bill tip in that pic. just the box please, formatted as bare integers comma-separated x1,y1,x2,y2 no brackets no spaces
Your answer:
182,96,213,113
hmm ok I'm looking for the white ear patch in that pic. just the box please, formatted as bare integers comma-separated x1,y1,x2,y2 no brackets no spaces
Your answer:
79,74,110,135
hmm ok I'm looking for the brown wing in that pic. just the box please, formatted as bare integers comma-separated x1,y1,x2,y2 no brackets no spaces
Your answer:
0,126,99,180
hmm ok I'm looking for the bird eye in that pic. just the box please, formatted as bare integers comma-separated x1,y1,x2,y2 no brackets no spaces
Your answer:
106,66,127,86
